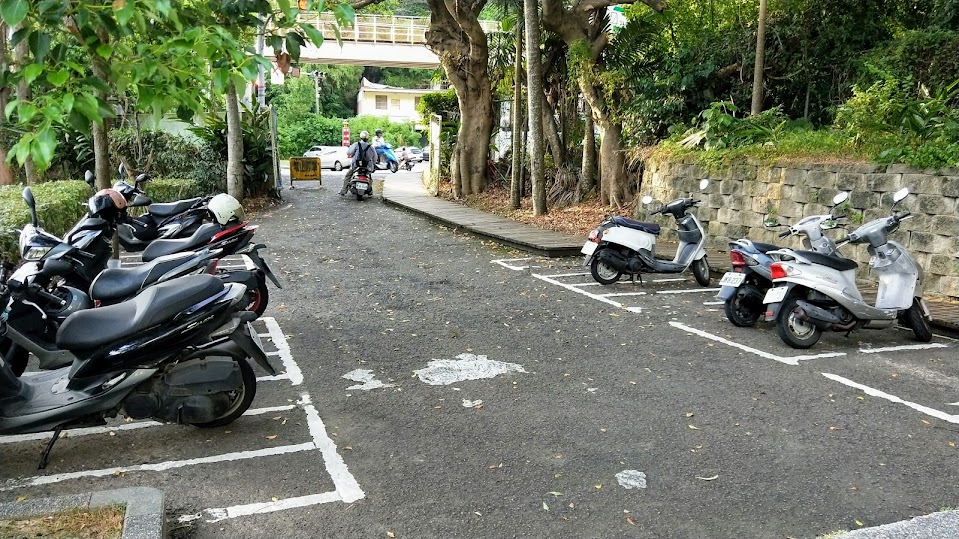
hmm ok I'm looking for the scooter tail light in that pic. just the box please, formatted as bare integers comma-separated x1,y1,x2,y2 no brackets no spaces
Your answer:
729,250,747,268
212,221,248,242
208,259,219,275
587,229,600,242
770,263,800,280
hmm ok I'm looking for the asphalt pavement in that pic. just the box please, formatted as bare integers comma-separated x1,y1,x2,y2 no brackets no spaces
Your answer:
2,163,957,539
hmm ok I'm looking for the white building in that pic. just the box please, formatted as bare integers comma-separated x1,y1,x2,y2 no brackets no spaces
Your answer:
356,78,434,130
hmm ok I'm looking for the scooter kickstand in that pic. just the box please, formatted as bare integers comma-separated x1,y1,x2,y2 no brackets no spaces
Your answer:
38,425,64,470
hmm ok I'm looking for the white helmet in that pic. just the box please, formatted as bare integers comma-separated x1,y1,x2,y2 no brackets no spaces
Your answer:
208,193,244,225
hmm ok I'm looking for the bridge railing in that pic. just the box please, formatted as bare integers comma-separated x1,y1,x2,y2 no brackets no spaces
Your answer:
297,13,501,45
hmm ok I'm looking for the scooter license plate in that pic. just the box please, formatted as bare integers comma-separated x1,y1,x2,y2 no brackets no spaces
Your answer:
581,241,597,256
247,321,266,355
763,286,788,304
719,272,746,287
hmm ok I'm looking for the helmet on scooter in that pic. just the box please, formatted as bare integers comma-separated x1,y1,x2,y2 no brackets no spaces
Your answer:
88,189,127,221
208,193,244,225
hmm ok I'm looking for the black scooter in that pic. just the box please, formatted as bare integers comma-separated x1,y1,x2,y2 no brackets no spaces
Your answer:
0,273,273,469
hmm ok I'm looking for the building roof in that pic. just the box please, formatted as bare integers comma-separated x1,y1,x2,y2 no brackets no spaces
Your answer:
358,77,437,95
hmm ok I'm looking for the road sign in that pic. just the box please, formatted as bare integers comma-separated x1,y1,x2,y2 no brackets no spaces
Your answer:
289,157,322,188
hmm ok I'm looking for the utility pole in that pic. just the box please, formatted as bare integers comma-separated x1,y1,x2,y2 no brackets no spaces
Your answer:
312,71,324,115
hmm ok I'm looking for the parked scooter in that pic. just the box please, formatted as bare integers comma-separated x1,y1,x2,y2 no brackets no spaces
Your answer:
345,164,374,200
0,273,272,469
111,174,212,252
374,143,400,173
582,179,712,286
762,187,933,348
718,192,849,327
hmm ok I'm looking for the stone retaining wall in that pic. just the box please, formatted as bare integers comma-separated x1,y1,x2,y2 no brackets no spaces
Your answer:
640,158,959,299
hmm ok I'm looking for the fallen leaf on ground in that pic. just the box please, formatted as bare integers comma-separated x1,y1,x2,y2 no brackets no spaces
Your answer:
688,424,699,430
543,502,550,512
696,475,719,481
266,435,278,440
627,517,636,525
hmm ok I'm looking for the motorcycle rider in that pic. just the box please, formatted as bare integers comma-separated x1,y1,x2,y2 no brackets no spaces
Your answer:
372,128,386,148
339,130,377,196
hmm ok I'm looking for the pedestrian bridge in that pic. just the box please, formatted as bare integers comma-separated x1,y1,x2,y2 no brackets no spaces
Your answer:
265,14,500,69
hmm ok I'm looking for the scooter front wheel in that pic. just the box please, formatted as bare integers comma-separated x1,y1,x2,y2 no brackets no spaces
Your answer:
590,252,621,285
724,284,763,327
692,257,710,286
776,297,822,349
904,298,933,342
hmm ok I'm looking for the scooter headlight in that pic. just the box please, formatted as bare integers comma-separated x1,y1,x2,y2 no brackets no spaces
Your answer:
23,246,52,261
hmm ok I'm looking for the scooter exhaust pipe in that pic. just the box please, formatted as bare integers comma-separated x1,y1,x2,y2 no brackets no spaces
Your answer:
795,300,857,331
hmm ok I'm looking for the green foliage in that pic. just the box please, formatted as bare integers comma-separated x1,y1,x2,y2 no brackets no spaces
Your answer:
0,181,90,263
139,178,206,202
346,116,419,147
680,102,786,151
858,30,959,95
417,89,460,120
277,116,344,158
109,128,202,179
190,106,276,198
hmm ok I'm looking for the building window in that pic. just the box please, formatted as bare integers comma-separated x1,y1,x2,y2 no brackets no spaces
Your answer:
391,99,400,111
375,95,387,110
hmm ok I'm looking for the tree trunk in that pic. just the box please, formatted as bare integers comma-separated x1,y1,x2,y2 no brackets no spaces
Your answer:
511,16,524,210
453,86,493,195
525,0,546,215
226,82,244,200
89,58,112,189
751,0,768,116
13,29,38,184
581,113,596,194
541,93,564,166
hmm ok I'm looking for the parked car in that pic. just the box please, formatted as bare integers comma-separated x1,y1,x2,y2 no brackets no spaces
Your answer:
421,146,430,162
406,147,424,163
302,146,351,171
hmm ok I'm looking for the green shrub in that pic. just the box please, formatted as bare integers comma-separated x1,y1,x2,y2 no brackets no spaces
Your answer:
417,89,459,120
0,181,91,264
140,178,206,202
679,102,786,151
109,128,203,179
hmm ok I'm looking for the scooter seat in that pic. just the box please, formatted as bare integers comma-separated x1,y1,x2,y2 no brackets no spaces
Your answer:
89,251,202,304
149,198,203,218
795,250,859,271
753,242,780,254
57,275,225,351
141,223,221,262
611,216,661,235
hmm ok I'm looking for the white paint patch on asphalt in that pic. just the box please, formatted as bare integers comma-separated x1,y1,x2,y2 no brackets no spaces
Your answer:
342,369,395,390
668,322,847,365
858,343,949,354
822,373,959,424
263,317,303,386
616,470,648,489
414,353,527,386
462,399,483,407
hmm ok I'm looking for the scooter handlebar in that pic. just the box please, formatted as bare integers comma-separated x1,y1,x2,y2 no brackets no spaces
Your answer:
778,229,791,238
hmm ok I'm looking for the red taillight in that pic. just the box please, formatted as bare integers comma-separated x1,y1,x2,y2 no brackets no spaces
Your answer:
770,263,787,280
212,221,248,242
588,229,600,242
208,259,219,275
730,250,747,268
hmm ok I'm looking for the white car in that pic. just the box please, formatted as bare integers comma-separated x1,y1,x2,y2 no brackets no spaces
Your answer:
302,146,351,171
406,147,424,162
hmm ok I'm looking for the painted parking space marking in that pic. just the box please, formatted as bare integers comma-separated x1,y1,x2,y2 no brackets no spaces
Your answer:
2,317,362,524
491,257,541,271
668,321,846,365
703,301,725,306
822,373,959,424
859,343,950,354
532,273,633,310
657,288,721,294
599,292,648,298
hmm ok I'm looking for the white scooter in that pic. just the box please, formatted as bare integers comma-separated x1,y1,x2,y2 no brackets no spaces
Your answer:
763,188,933,348
582,179,711,286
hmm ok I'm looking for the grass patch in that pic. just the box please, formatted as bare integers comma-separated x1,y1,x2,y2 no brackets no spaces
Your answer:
0,505,124,539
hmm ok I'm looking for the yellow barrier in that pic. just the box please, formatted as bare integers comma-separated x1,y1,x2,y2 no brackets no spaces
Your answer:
289,157,322,187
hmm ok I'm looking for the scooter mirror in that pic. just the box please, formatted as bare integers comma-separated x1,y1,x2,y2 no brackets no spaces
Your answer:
763,216,780,228
893,187,910,204
118,163,126,179
22,187,38,227
832,191,849,205
84,170,95,188
699,179,709,190
641,195,653,205
820,218,838,230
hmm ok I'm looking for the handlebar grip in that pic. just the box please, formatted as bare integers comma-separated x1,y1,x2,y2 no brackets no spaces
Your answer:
837,236,850,244
778,230,790,238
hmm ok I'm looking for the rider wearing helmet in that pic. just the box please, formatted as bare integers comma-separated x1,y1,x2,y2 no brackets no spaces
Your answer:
372,129,386,148
339,130,377,196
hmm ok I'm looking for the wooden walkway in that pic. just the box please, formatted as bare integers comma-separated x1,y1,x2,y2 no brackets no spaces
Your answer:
381,177,583,257
380,176,959,332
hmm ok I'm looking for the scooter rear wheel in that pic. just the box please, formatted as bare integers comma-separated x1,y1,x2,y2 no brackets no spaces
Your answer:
724,284,763,327
193,358,257,428
776,297,822,349
590,252,621,285
905,298,933,342
692,257,710,286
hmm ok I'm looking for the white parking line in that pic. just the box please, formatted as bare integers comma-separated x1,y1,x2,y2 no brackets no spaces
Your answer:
263,317,303,386
657,288,721,294
532,273,627,310
668,321,846,365
703,301,725,306
491,258,540,271
822,373,959,424
599,292,648,298
859,343,950,354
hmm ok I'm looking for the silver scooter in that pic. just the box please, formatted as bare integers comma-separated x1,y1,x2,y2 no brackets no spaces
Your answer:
762,188,933,348
718,191,849,327
582,179,711,286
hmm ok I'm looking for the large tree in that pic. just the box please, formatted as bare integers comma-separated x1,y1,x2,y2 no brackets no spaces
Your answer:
542,0,664,208
424,0,495,197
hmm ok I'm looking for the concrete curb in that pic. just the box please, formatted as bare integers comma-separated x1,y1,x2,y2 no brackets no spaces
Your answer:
832,510,959,538
0,487,165,539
